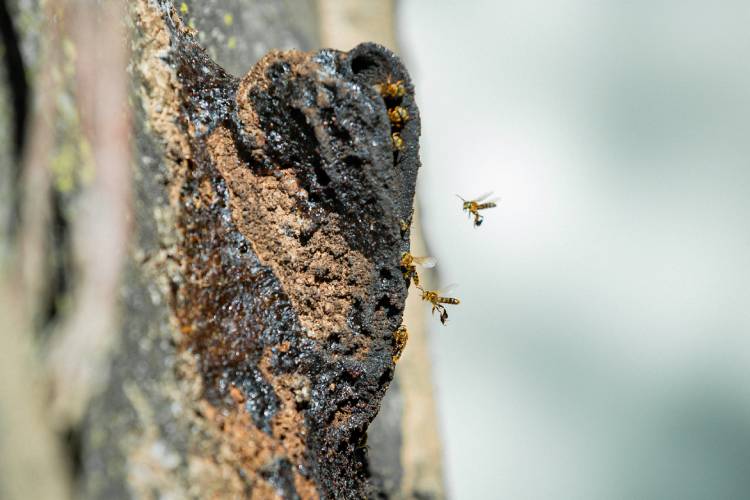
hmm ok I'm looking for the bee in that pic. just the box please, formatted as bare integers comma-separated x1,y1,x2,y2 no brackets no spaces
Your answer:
375,76,406,100
400,252,437,286
417,285,460,325
388,106,409,127
392,325,409,362
457,192,500,227
392,132,405,151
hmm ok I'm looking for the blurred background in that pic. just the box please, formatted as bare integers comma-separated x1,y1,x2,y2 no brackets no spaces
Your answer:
399,1,750,498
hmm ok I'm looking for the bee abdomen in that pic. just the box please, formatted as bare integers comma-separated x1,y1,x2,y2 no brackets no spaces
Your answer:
438,297,460,305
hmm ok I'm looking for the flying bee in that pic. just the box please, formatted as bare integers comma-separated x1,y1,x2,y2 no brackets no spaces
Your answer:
388,106,409,127
375,76,406,100
400,252,437,286
392,325,409,362
417,284,460,325
392,132,405,151
457,192,500,227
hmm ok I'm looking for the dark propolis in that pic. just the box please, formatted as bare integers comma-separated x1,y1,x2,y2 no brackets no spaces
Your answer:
125,2,421,497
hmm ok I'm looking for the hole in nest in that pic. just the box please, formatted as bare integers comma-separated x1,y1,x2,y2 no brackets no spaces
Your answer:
313,162,332,187
332,124,351,142
343,155,364,168
378,368,392,385
350,55,378,75
299,223,319,246
376,294,400,318
266,61,291,82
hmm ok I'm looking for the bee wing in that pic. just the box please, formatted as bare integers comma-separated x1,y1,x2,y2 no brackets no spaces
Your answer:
483,196,502,204
474,191,495,202
438,283,459,294
413,256,437,268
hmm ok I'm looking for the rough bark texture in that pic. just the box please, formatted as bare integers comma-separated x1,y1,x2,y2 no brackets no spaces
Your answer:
0,0,434,498
82,2,420,498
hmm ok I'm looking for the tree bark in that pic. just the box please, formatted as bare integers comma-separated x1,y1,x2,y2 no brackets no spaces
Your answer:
0,1,441,498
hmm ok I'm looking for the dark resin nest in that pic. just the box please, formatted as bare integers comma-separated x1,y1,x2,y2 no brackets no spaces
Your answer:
145,3,421,498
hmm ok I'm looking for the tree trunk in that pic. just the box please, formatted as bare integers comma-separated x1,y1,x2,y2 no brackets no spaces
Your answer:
0,1,443,498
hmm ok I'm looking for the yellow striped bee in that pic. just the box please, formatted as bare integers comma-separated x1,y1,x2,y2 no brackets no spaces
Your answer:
392,325,409,362
387,106,409,127
391,132,405,151
400,252,437,286
375,76,406,100
417,284,460,325
457,192,500,227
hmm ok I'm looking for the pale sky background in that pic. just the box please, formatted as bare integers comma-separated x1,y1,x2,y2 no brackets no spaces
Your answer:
398,1,750,498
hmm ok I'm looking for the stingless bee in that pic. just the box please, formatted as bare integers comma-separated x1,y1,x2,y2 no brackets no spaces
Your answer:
376,76,409,150
392,325,409,362
375,76,406,100
457,192,500,227
400,252,437,286
417,284,460,325
388,106,409,127
392,132,405,151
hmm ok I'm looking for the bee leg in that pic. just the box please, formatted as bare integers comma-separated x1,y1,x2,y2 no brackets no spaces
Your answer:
438,306,448,325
